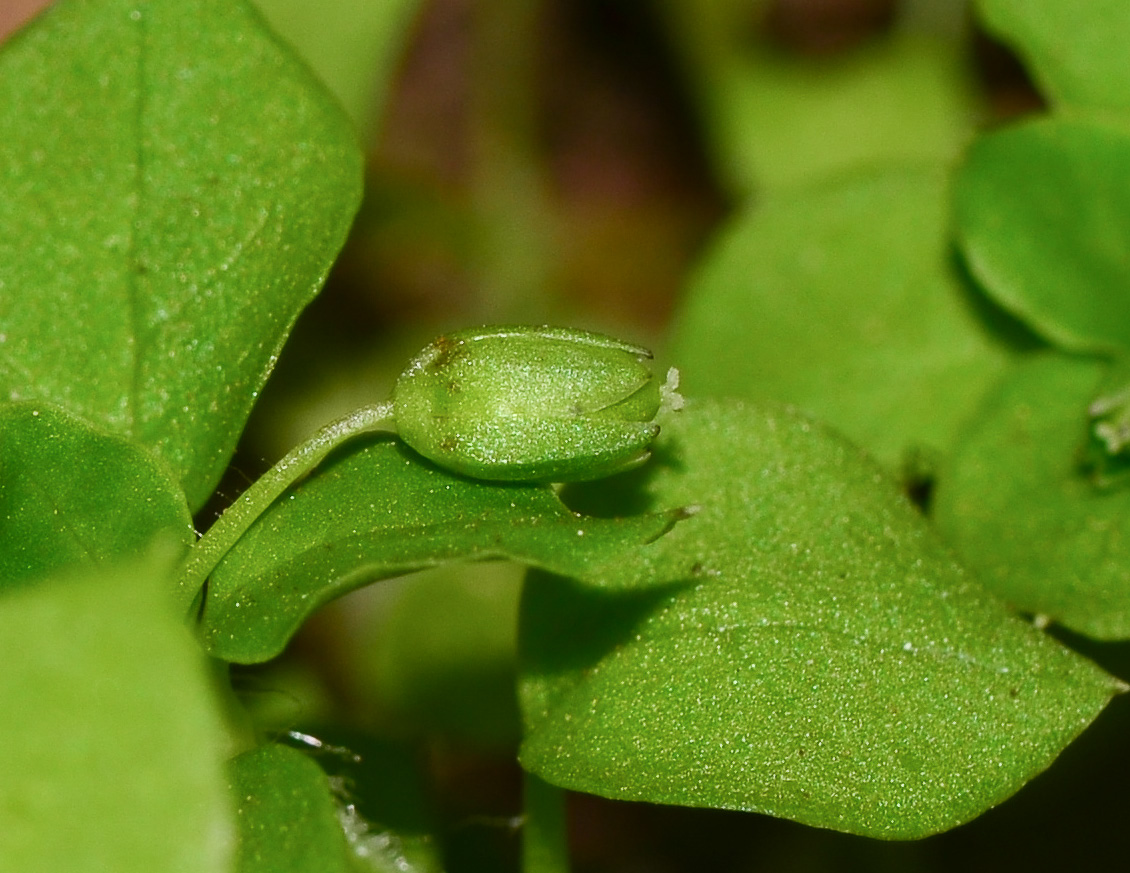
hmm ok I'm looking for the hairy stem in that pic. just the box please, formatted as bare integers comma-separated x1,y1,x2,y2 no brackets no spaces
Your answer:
177,402,395,602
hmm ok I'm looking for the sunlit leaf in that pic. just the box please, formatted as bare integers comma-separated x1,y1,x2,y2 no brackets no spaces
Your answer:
0,402,193,592
0,0,363,510
201,436,683,663
955,117,1130,354
519,400,1120,839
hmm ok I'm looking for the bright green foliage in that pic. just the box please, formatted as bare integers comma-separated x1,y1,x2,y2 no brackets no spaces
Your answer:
201,435,684,663
2,0,1128,862
0,559,233,872
0,0,363,511
978,0,1130,113
670,166,1021,471
229,744,354,873
955,117,1130,354
935,354,1130,639
519,400,1121,839
0,402,193,592
394,325,665,482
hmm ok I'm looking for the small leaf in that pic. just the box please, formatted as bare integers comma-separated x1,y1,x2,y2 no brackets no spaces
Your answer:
519,400,1120,839
955,116,1130,354
0,558,234,871
977,0,1130,113
229,743,353,873
0,402,193,592
934,353,1130,639
0,0,363,510
670,165,1021,470
201,436,682,663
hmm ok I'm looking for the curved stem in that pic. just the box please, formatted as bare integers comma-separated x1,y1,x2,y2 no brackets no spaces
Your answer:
177,402,395,601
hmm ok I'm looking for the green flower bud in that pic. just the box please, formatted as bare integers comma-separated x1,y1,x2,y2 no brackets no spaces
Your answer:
393,325,677,482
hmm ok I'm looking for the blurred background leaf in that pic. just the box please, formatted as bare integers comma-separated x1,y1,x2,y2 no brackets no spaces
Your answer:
670,165,1031,473
978,0,1130,113
0,558,234,872
955,116,1130,354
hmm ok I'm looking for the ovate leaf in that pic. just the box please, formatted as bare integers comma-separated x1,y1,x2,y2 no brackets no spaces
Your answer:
670,166,1021,471
978,0,1130,113
0,402,193,591
201,436,682,663
0,0,363,510
934,353,1130,639
0,558,233,871
519,400,1120,839
956,117,1130,354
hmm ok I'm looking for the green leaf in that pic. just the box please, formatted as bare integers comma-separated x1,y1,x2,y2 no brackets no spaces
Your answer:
0,402,193,592
977,0,1130,113
934,353,1130,639
705,35,979,192
200,436,682,664
229,743,353,873
670,165,1021,471
253,0,424,134
289,731,446,873
655,0,978,196
0,558,234,871
955,116,1130,354
519,399,1121,839
0,0,363,510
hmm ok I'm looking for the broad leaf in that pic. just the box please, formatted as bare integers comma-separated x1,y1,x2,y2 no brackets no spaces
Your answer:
955,116,1130,354
978,0,1130,113
229,744,353,873
670,165,1021,471
0,0,363,510
0,558,233,871
519,400,1120,839
0,402,193,591
934,353,1130,639
201,435,683,663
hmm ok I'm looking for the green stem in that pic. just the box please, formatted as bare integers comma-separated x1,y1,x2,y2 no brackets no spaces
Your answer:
177,402,395,602
522,772,570,873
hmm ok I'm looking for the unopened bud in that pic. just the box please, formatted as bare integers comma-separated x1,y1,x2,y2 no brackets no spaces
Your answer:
393,325,674,482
